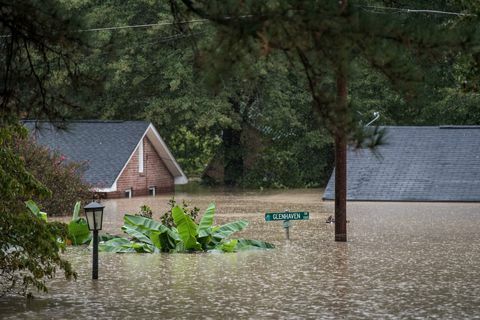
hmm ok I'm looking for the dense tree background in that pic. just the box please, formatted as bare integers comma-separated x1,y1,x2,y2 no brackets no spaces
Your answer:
3,0,480,293
0,0,82,297
57,0,480,188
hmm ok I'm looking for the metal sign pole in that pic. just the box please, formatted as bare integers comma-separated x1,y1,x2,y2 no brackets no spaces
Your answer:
284,209,290,240
283,220,290,240
264,209,309,241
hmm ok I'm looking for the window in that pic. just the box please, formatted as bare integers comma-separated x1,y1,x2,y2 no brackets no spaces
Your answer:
138,141,144,173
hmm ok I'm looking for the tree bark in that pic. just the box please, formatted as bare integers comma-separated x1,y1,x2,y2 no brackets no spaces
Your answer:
223,126,243,186
334,65,348,242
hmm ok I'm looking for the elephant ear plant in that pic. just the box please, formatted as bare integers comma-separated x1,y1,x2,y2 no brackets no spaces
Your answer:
100,203,274,253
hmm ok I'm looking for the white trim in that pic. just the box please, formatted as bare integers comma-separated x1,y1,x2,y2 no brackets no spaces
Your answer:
107,130,148,192
145,124,188,185
175,176,189,184
93,180,117,193
105,123,188,191
138,140,144,173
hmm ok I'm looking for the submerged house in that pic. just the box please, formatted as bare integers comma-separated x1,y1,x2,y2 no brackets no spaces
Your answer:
25,120,187,198
323,126,480,202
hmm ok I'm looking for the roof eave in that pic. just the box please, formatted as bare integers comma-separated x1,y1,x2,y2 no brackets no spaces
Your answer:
145,124,188,184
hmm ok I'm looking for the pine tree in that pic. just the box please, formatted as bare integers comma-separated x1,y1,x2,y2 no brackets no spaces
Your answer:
173,0,480,241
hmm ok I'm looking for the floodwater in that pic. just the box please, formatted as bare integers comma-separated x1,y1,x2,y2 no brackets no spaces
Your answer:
2,188,480,319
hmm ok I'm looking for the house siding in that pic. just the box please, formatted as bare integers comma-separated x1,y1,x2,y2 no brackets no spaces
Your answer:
108,136,174,198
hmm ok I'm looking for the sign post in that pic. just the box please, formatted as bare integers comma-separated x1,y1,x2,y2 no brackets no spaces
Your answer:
265,210,309,240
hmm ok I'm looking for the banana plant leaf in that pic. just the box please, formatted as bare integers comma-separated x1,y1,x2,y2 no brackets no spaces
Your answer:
25,200,47,221
122,225,153,245
172,206,201,250
123,214,177,251
124,214,169,234
235,238,275,250
99,237,153,253
219,239,238,252
72,201,81,220
197,203,215,237
212,220,248,240
68,218,91,245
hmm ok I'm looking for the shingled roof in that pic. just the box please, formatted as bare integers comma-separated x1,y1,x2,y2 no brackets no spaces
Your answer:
24,120,187,189
323,126,480,202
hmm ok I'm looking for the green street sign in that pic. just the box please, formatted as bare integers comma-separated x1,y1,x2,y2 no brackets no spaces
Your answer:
265,211,309,221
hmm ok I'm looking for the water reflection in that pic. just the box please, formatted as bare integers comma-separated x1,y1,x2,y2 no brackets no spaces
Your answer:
2,189,480,319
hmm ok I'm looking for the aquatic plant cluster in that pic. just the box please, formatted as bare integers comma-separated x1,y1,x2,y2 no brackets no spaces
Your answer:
100,203,274,253
63,201,274,253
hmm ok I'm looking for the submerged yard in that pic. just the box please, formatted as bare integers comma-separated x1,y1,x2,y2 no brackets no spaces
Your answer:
2,188,480,319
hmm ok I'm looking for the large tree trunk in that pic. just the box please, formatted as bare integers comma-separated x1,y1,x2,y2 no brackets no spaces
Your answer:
223,126,243,186
223,96,244,186
334,65,348,242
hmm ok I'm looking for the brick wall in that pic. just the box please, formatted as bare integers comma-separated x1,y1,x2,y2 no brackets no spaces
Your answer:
108,136,174,198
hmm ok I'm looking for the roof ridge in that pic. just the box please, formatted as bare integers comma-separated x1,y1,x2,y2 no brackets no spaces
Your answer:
22,119,148,123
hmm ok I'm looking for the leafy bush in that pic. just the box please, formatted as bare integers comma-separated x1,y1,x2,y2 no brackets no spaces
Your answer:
160,198,199,228
15,136,91,216
67,201,91,245
0,125,76,297
137,205,153,219
100,203,274,253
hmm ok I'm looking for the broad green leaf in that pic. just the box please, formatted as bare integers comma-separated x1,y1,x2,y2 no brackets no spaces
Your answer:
99,238,136,253
197,203,215,237
72,201,81,220
235,238,275,250
219,239,238,252
99,233,117,242
124,214,169,233
25,200,47,221
198,234,213,250
99,237,154,253
158,231,178,251
148,230,163,250
25,200,40,216
123,214,179,251
212,220,248,240
172,206,201,251
68,218,91,245
38,211,47,221
122,226,153,245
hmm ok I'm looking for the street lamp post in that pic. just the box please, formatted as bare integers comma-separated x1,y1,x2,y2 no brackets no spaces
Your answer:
84,201,105,280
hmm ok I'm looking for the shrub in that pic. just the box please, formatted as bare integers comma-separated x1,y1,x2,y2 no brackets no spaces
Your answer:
137,205,153,219
14,136,91,216
160,198,199,228
100,203,274,253
0,125,75,297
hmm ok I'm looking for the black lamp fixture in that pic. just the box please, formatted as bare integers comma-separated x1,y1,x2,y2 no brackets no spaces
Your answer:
84,201,105,280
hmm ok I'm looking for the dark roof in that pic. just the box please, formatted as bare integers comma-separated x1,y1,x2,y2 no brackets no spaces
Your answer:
24,120,150,188
323,126,480,202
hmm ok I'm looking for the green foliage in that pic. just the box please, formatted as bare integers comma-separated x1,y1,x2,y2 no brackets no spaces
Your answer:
68,203,91,246
0,0,86,297
0,0,84,123
172,206,202,250
15,135,92,216
68,218,91,246
197,203,215,237
0,125,77,297
173,0,480,136
25,200,47,222
137,205,153,219
67,201,115,246
100,203,274,253
161,198,199,228
0,205,76,297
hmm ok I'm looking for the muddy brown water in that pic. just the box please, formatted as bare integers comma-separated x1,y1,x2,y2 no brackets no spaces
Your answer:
1,188,480,319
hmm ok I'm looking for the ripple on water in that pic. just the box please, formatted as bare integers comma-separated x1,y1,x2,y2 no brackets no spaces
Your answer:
2,190,480,319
